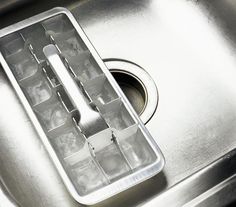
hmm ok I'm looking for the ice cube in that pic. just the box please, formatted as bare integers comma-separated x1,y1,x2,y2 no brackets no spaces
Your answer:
71,159,107,195
25,79,52,105
99,100,135,130
42,14,74,34
56,31,84,57
52,129,85,158
0,34,24,56
120,128,156,169
83,75,118,105
37,103,68,131
96,144,130,180
13,58,38,80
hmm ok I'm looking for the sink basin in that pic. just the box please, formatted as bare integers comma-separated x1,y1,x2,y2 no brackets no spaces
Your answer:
1,0,236,206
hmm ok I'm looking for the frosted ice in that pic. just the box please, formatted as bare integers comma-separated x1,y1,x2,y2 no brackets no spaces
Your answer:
38,103,68,131
52,130,84,158
112,116,128,130
105,108,134,130
84,76,118,105
59,35,84,57
120,129,156,169
42,14,73,34
1,36,24,56
13,58,38,80
81,58,98,80
25,80,51,105
96,144,130,180
72,159,107,195
97,86,115,104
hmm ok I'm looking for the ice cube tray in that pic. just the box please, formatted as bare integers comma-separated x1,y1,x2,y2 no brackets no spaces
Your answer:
0,8,164,205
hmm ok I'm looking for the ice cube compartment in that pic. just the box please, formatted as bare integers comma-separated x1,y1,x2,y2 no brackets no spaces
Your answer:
0,8,164,205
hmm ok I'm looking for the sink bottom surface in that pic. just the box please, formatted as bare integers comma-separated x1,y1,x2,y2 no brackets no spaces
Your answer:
1,0,236,206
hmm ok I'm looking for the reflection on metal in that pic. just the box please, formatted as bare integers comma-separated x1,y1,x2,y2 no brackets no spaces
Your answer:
144,149,236,207
0,0,32,14
1,0,236,206
0,180,19,207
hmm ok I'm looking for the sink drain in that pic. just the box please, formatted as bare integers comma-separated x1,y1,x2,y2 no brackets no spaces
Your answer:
111,70,146,115
104,59,158,124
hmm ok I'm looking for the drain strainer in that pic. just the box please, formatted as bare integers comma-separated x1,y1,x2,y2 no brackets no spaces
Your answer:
105,60,158,124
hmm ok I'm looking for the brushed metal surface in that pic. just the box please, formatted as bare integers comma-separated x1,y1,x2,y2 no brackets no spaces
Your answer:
0,0,32,14
1,0,236,206
144,149,236,207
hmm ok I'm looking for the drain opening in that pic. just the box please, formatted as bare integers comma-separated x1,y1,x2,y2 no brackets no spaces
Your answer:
110,70,147,115
104,59,158,124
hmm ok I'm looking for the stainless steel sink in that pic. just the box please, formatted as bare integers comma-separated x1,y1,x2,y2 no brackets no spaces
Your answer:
1,0,236,206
